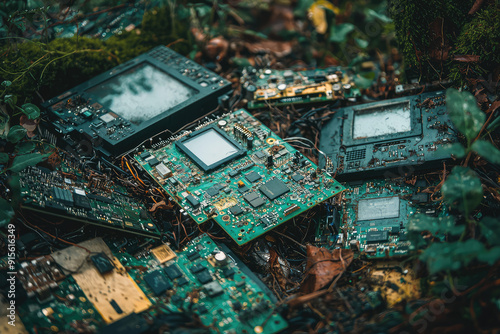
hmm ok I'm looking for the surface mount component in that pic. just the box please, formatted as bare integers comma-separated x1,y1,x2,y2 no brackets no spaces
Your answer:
136,109,345,245
319,91,457,180
42,46,231,157
242,67,362,109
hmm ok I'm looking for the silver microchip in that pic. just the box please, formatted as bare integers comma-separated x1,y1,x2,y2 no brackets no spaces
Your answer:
357,196,399,221
155,163,171,178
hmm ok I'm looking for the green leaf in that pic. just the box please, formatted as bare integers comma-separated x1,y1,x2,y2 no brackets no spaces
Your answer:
1,80,11,87
486,116,500,133
353,72,375,89
329,23,355,43
294,0,315,18
364,8,392,23
0,198,14,228
3,94,17,108
21,103,40,120
471,140,500,164
480,217,500,246
446,88,486,144
408,214,464,236
16,141,36,154
441,166,483,214
8,174,20,208
354,38,369,49
0,153,8,163
477,246,500,265
6,125,27,143
442,143,467,158
8,152,49,172
419,239,486,274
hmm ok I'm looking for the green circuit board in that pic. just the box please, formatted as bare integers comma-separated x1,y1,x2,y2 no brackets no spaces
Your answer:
315,178,446,258
241,67,362,109
15,234,287,334
135,109,345,245
19,162,160,238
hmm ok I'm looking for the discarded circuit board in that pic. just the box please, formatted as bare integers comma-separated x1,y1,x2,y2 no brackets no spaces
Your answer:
16,234,288,334
19,162,160,238
242,67,361,109
319,91,458,179
315,178,446,258
135,109,345,245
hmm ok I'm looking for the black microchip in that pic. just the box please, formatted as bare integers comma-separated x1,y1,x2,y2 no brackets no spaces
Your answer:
223,187,231,194
245,171,262,183
73,193,92,210
229,205,243,216
222,267,235,277
391,226,400,234
197,304,209,314
255,151,267,159
238,185,250,194
52,187,74,206
291,173,304,182
186,194,200,208
190,264,205,273
164,265,183,280
232,301,242,311
91,253,114,274
366,231,389,243
259,178,290,200
243,192,266,208
148,158,160,167
187,251,200,261
206,187,219,197
195,269,213,284
399,233,407,241
411,193,429,203
177,277,189,286
144,271,171,296
229,170,240,177
180,176,191,183
139,151,151,159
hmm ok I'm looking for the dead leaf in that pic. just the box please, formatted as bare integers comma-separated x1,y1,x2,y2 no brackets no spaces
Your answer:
301,245,353,294
468,0,485,15
453,55,480,62
205,36,229,61
268,248,288,290
244,40,293,57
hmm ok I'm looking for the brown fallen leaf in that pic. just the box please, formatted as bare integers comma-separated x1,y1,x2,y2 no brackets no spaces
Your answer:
453,55,480,62
268,248,288,291
244,39,293,58
300,245,353,294
468,0,485,15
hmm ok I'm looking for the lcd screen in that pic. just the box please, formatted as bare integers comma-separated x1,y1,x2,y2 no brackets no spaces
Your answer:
353,101,411,139
357,196,400,221
86,63,197,125
182,128,240,167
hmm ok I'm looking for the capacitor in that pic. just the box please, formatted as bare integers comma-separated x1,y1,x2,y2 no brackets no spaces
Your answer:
245,85,257,100
277,83,287,91
267,155,273,167
247,136,254,150
218,120,227,128
332,83,342,95
214,252,227,265
343,83,351,93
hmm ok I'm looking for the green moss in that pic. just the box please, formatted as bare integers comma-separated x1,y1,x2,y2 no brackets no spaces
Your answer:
389,0,474,81
450,6,500,85
0,5,193,102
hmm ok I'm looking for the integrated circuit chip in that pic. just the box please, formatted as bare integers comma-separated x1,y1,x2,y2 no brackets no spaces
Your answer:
229,205,244,216
245,171,262,183
243,192,266,208
144,271,171,295
259,178,290,200
164,265,183,280
358,197,399,221
366,230,389,243
91,253,114,274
